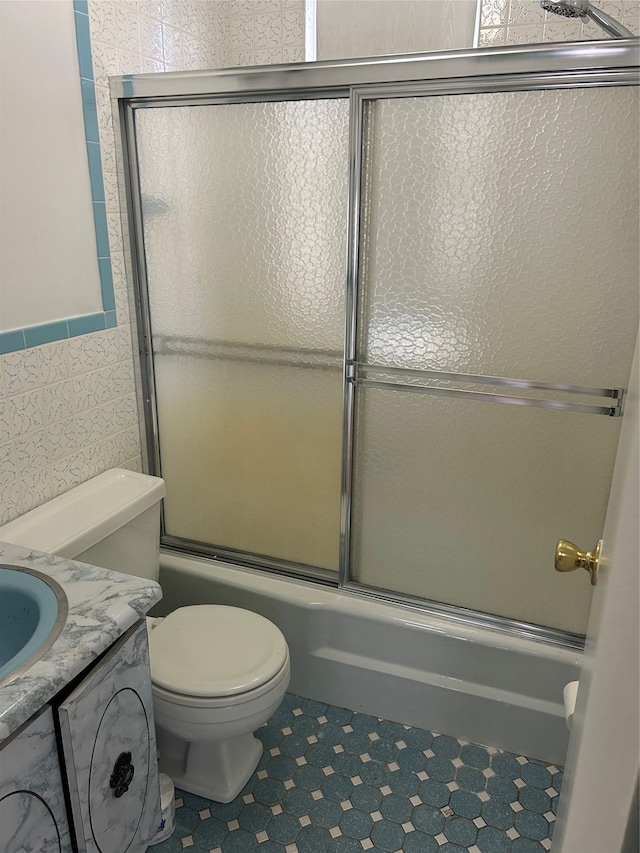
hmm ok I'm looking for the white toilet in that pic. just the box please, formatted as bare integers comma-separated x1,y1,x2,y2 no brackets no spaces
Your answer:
0,468,290,803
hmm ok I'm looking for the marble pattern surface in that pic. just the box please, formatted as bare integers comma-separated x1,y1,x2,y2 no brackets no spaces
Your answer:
0,541,161,741
58,621,159,853
0,705,73,853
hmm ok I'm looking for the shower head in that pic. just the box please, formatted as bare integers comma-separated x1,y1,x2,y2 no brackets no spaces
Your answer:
541,0,587,18
540,0,635,37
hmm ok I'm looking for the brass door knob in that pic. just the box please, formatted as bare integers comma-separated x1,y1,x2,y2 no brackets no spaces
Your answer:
555,539,601,586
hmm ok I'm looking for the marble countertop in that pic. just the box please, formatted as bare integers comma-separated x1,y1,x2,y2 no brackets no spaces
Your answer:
0,541,162,741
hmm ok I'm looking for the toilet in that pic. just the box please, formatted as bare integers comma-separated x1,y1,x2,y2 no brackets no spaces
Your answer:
0,468,290,803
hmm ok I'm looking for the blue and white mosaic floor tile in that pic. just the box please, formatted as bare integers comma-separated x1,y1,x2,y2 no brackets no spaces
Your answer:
152,694,562,853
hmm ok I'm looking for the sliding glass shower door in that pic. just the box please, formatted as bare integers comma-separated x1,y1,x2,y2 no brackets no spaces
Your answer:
121,42,639,641
135,98,349,573
349,86,639,634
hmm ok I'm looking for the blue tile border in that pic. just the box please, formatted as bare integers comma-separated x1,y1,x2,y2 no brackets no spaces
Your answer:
99,258,116,311
68,312,107,337
80,78,100,144
1,5,117,355
24,321,71,349
74,9,94,81
93,201,110,257
86,142,105,202
0,314,118,354
0,330,26,355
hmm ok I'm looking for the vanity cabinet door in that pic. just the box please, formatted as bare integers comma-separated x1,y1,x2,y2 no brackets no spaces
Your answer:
57,620,160,853
0,705,73,853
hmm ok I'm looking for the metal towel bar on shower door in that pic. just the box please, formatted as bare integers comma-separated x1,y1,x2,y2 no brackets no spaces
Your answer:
352,362,625,416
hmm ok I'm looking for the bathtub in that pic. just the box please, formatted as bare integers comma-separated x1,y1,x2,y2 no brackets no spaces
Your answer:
159,552,580,766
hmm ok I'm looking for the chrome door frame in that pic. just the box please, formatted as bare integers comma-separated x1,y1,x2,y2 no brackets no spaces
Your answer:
114,40,639,651
111,39,638,103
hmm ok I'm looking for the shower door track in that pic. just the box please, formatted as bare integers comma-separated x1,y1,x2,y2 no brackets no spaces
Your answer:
115,39,640,653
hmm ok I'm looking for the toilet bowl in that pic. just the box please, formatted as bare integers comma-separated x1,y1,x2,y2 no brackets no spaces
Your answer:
0,468,291,804
148,604,290,802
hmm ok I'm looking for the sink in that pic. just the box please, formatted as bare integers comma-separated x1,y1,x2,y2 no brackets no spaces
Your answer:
0,565,68,687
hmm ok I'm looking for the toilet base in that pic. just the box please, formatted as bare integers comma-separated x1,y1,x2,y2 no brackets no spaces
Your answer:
156,726,263,804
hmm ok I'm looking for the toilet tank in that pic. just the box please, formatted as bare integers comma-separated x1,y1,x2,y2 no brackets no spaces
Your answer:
0,469,166,581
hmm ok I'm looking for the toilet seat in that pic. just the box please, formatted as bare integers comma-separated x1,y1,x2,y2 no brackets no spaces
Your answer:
149,605,289,698
152,654,290,710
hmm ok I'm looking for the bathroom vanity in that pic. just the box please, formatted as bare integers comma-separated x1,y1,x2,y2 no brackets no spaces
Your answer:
0,541,163,853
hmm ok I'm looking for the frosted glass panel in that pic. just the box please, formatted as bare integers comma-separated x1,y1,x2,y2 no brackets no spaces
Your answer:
360,87,639,387
136,99,349,351
156,356,342,570
136,99,349,569
351,388,621,634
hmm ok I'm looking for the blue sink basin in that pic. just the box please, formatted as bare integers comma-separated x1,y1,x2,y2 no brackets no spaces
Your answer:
0,565,68,687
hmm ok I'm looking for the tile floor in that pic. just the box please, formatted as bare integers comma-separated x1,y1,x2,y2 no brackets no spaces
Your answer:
152,694,562,853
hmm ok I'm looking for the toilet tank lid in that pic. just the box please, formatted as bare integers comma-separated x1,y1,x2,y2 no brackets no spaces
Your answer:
0,469,166,559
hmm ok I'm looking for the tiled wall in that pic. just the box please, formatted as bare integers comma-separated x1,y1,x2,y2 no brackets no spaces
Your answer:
229,0,305,65
88,0,232,78
0,0,305,525
0,332,139,523
478,0,639,45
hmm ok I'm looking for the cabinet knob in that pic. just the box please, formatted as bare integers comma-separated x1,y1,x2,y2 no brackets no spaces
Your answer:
110,751,135,798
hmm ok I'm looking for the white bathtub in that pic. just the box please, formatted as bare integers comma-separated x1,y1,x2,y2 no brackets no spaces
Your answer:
159,552,580,766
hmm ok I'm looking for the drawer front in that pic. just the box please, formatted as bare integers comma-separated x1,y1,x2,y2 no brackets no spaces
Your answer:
57,621,160,853
0,706,73,853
